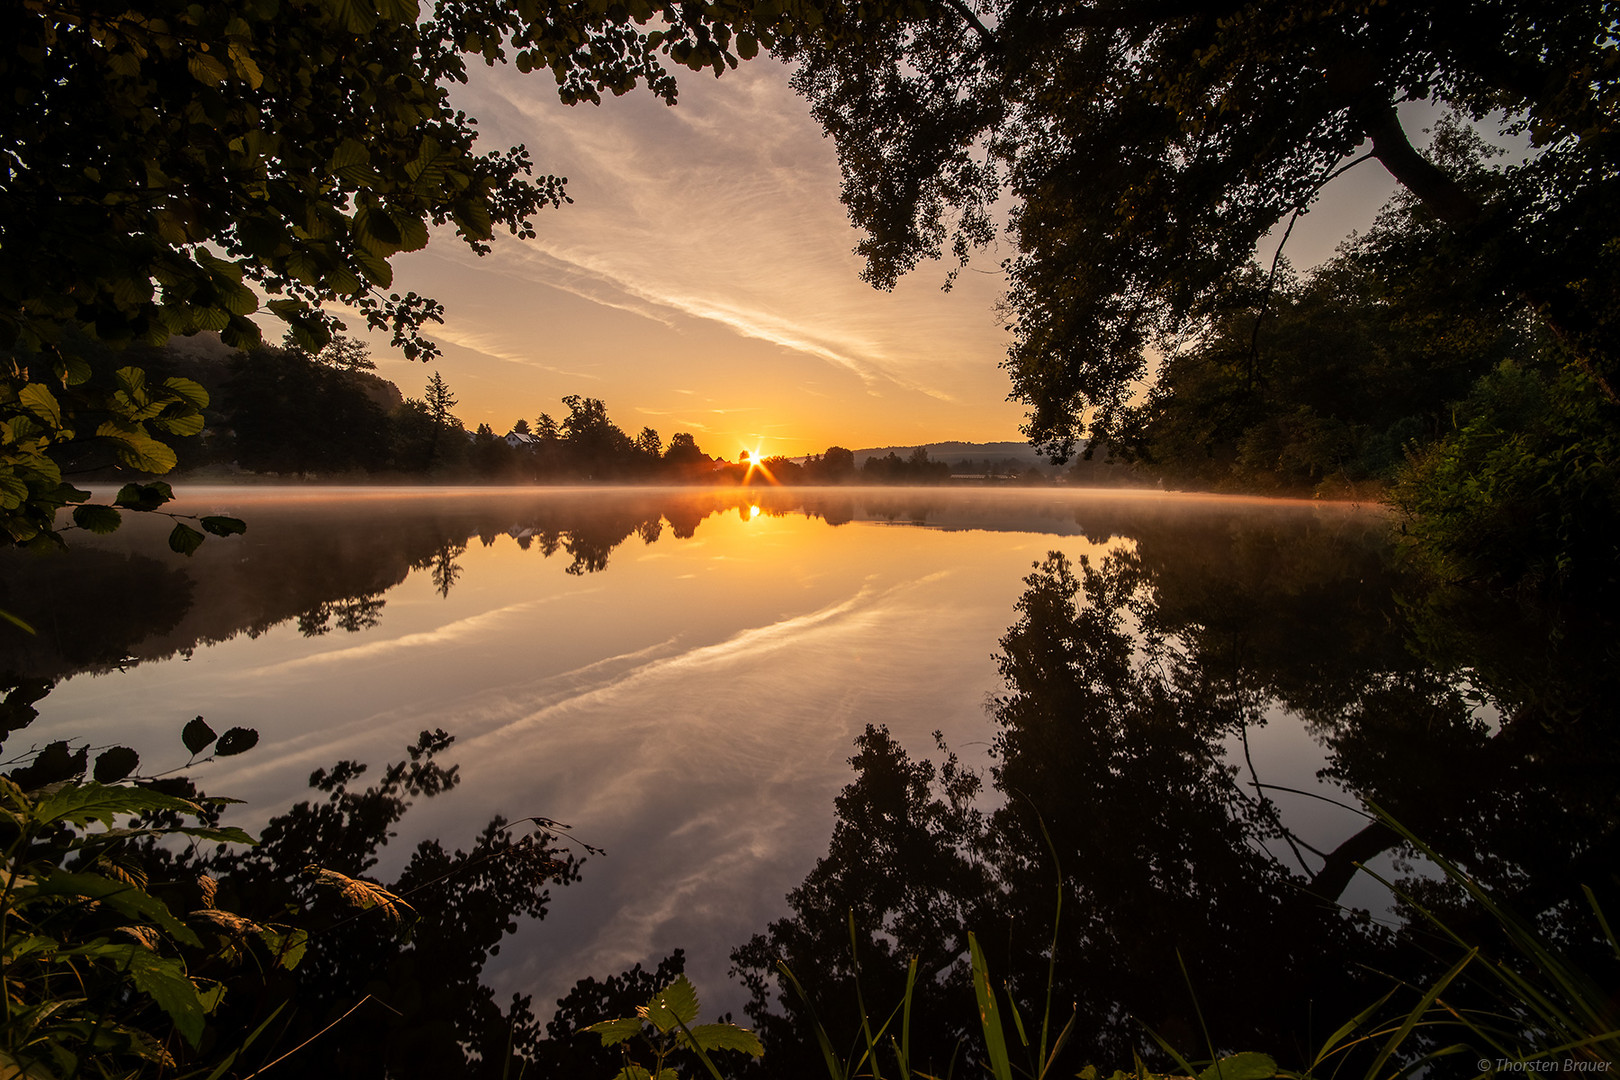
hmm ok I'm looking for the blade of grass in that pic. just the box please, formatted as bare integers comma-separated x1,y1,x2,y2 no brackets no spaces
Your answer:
1031,808,1064,1073
970,932,1014,1080
1367,803,1608,1032
0,609,36,636
1039,1008,1078,1080
1581,887,1619,964
777,959,847,1080
1008,988,1032,1050
849,911,884,1080
897,956,918,1080
1357,860,1592,1040
244,995,396,1078
670,1014,727,1080
1362,948,1477,1080
1175,950,1219,1079
1143,1022,1206,1078
200,1005,286,1080
1311,988,1398,1070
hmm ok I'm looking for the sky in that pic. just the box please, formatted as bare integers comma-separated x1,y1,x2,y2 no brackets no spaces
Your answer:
326,55,1405,461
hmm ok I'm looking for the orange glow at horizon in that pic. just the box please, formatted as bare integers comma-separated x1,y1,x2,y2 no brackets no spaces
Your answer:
341,55,1398,458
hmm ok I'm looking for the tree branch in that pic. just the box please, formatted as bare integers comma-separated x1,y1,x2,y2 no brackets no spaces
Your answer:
939,0,995,48
1305,820,1396,904
1046,0,1232,34
1361,102,1482,229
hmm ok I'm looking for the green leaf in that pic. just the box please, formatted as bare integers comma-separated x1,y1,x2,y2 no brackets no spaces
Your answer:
327,137,370,175
72,504,123,534
153,411,206,437
33,781,204,826
200,515,247,537
183,717,217,754
60,354,93,386
1199,1053,1278,1080
324,0,379,34
681,1023,764,1057
219,279,259,316
193,305,233,332
197,982,227,1014
354,247,394,287
639,974,701,1033
114,481,174,511
0,1049,56,1078
93,747,141,783
259,928,308,970
169,521,205,555
182,824,257,844
114,366,148,401
119,946,210,1046
355,205,403,254
18,384,63,427
215,727,259,756
32,871,202,947
452,200,493,242
161,376,210,410
5,935,60,963
226,42,264,88
0,608,37,636
397,213,429,252
97,422,179,473
188,50,230,86
736,31,758,60
585,1018,644,1046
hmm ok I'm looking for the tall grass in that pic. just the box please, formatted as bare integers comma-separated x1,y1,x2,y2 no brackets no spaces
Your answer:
746,805,1618,1080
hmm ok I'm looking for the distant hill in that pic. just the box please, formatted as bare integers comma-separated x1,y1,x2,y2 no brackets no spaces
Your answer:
161,330,403,413
850,441,1060,470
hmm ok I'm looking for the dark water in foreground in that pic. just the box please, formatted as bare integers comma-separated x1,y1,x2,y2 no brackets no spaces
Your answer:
3,486,1614,1071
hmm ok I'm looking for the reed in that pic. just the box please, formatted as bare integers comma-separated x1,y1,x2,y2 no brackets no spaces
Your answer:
719,803,1618,1080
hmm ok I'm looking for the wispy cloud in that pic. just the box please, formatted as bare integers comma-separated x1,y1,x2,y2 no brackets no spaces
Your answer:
245,597,567,677
428,316,602,381
362,54,1031,449
467,62,1003,397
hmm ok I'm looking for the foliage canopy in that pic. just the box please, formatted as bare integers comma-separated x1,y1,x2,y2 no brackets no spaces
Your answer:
0,0,863,543
778,0,1620,455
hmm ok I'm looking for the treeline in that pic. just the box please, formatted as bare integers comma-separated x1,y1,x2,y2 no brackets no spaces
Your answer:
758,446,954,484
90,335,1108,486
89,336,728,482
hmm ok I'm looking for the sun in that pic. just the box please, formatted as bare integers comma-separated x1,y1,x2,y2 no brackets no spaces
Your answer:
740,447,777,485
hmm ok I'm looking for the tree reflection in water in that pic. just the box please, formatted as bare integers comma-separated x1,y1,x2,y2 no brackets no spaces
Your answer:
733,538,1620,1076
3,491,1614,1074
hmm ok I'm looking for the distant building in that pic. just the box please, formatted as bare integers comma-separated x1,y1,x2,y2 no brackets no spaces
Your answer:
505,431,538,449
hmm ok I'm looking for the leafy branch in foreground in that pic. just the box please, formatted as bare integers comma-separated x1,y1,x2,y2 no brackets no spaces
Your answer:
0,722,276,1078
587,973,764,1080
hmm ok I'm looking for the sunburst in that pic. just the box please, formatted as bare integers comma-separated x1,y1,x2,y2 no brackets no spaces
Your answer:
741,448,778,485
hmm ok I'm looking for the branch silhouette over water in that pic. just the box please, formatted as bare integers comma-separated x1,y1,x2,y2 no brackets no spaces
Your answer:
732,538,1620,1077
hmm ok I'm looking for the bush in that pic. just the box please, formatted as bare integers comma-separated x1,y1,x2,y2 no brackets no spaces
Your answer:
1390,361,1620,597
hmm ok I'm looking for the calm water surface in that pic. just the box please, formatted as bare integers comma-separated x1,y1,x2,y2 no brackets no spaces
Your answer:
4,485,1609,1059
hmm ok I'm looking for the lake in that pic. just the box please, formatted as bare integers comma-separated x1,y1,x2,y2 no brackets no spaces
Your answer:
3,485,1613,1071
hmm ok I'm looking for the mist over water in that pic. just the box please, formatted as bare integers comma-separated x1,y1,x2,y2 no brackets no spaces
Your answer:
9,484,1603,1052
